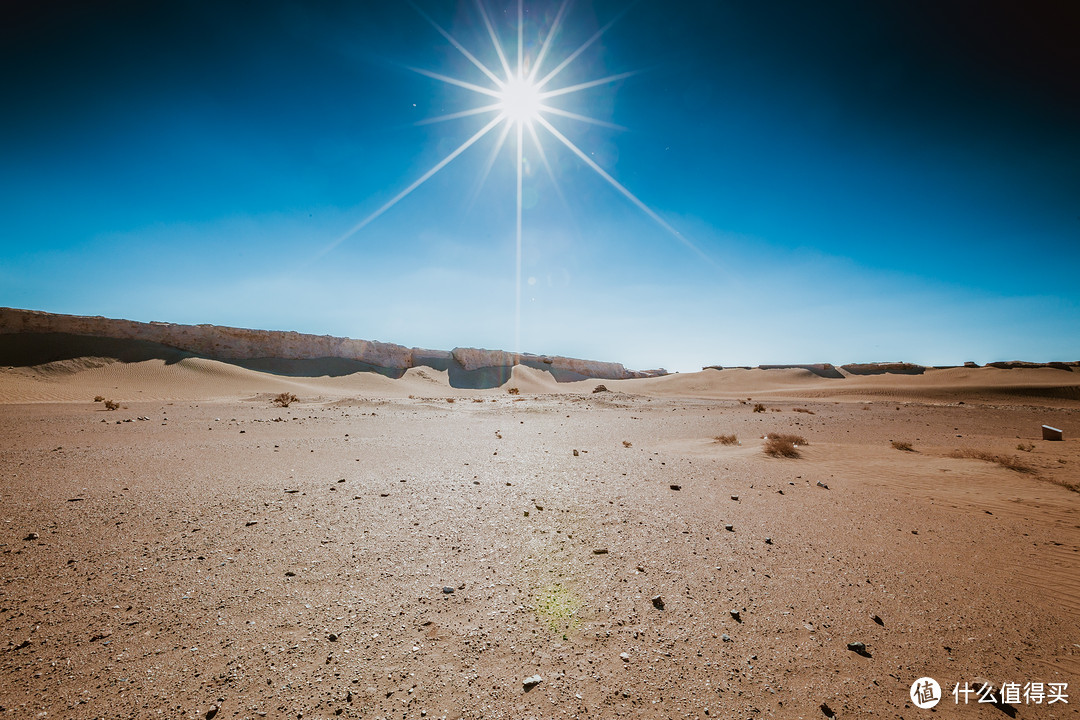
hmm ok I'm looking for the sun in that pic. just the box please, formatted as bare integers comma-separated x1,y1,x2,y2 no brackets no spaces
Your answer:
322,1,706,353
498,74,543,125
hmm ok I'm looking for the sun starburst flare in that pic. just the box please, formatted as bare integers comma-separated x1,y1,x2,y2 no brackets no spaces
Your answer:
320,0,709,352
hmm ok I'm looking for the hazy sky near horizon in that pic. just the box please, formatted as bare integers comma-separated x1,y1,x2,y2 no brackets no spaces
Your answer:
3,1,1079,372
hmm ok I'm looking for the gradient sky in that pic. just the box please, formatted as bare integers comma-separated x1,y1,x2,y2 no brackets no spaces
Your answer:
3,1,1079,372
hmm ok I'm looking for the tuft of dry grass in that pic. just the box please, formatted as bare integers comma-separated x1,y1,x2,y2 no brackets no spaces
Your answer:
949,448,1036,474
713,434,739,446
622,440,632,448
793,407,815,415
272,392,298,408
93,395,105,403
753,403,766,413
763,437,800,458
103,399,119,411
507,387,519,395
891,440,914,452
762,433,808,458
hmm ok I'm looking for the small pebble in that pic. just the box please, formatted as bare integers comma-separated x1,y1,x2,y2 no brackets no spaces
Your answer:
725,524,734,532
442,586,455,594
669,484,681,491
523,674,542,690
651,595,665,610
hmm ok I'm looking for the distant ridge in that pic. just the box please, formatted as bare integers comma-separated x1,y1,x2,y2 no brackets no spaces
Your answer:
703,361,1078,375
0,307,667,389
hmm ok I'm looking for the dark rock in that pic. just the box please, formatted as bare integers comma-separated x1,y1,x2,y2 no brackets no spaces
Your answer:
669,484,681,491
442,586,455,594
848,640,871,657
592,384,609,393
651,595,665,610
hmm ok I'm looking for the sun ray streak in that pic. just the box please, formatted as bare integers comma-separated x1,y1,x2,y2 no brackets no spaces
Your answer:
527,120,569,208
535,115,712,263
314,114,506,261
476,0,513,82
408,66,502,98
416,103,503,126
517,0,524,76
535,5,633,90
539,70,637,99
527,0,573,85
409,1,504,87
515,119,524,357
466,117,515,211
538,104,626,131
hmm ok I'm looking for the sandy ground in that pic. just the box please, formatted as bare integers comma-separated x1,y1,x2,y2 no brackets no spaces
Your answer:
1,359,1078,719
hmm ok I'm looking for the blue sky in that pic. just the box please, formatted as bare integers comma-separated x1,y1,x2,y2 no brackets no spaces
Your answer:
3,1,1078,372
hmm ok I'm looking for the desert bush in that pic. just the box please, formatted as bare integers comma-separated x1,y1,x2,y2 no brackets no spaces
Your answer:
713,434,739,445
763,433,808,458
753,403,766,413
507,387,520,395
891,440,914,452
763,437,800,458
949,448,1036,474
103,399,119,411
622,440,632,448
272,392,298,408
93,395,105,403
793,407,815,415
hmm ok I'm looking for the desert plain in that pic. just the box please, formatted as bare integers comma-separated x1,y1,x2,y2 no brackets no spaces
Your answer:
1,356,1078,719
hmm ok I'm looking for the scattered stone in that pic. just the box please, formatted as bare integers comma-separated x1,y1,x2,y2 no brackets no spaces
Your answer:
730,609,741,622
205,705,219,720
669,484,681,491
651,595,665,610
284,489,299,494
724,524,734,532
523,674,542,691
245,520,258,527
847,640,870,657
284,571,296,577
328,633,339,642
592,548,609,555
592,384,608,393
820,702,835,718
721,633,731,642
730,495,739,501
442,586,455,594
23,532,39,541
573,449,579,457
872,614,884,626
764,537,773,545
816,481,829,490
1043,425,1063,441
619,652,630,661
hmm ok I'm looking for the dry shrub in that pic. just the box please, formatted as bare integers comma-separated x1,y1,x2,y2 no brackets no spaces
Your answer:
793,407,815,415
507,387,520,395
891,440,914,452
770,408,782,412
949,448,1036,474
753,403,766,413
93,395,105,403
272,392,298,408
763,437,800,458
622,440,632,448
103,399,119,411
713,434,739,446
